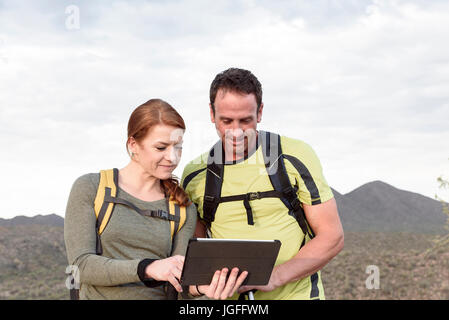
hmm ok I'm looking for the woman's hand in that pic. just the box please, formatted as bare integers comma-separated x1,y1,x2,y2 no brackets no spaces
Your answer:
145,255,184,292
195,267,248,300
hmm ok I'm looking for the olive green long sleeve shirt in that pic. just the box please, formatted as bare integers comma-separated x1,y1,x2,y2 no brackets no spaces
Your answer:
64,173,197,299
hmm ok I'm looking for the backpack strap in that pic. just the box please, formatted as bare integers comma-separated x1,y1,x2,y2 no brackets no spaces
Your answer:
94,168,118,235
203,140,225,227
167,199,187,301
93,168,187,253
168,199,187,239
259,131,314,240
218,190,285,225
105,195,180,222
202,138,270,227
93,168,119,255
201,132,315,240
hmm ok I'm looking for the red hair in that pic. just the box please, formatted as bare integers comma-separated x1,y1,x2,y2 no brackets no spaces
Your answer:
127,99,191,207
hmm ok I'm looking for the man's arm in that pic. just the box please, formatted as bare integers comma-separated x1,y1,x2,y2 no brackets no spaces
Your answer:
239,197,344,292
194,219,207,238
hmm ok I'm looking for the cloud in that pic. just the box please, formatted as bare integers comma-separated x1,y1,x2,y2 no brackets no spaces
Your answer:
0,0,448,218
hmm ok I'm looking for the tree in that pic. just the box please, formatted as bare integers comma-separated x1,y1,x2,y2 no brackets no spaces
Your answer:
428,166,449,252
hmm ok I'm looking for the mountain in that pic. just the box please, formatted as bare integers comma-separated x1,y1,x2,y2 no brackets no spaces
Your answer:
333,181,447,234
0,217,67,299
0,214,64,228
0,181,446,234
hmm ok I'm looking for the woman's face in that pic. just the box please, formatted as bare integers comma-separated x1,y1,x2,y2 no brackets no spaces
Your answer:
129,124,184,180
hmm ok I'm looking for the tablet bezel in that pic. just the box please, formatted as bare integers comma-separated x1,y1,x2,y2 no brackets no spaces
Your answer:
180,238,281,286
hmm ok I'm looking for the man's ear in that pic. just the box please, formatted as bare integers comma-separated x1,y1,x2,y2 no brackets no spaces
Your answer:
209,103,216,123
257,102,264,123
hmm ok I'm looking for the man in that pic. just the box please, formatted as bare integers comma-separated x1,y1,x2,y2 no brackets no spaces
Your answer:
181,68,344,300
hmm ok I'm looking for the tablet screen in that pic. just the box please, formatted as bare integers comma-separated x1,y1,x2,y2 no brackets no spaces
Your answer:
180,238,281,286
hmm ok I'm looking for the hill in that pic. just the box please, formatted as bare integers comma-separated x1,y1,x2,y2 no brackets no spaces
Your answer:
333,181,447,234
0,223,67,299
0,214,64,228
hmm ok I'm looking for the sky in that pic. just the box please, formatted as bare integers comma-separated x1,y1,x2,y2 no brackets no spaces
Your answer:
0,0,448,219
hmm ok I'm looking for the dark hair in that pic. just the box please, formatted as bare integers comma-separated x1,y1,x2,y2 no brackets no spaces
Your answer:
127,98,191,207
209,68,263,114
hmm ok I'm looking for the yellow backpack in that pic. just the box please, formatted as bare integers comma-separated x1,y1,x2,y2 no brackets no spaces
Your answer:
93,168,187,255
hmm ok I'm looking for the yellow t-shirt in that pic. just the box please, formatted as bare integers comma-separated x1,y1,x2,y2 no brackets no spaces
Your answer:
181,133,333,300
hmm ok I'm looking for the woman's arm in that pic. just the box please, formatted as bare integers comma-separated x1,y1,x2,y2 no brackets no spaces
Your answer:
64,174,142,286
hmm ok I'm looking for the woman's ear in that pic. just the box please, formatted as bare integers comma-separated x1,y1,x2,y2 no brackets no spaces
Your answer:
127,136,138,157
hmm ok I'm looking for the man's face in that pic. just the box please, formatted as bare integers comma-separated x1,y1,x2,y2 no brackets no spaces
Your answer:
210,89,263,161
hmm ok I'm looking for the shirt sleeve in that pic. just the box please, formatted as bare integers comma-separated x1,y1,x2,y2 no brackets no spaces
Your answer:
64,174,141,286
283,140,334,206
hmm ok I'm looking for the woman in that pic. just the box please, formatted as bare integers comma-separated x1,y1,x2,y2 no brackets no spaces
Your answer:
64,98,246,300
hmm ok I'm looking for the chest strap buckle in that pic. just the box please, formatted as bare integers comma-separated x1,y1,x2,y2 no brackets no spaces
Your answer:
247,192,261,201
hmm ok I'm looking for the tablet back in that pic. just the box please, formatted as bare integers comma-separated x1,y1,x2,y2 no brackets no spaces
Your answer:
181,238,281,286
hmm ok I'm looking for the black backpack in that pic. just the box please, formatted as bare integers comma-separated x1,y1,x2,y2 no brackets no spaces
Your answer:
184,131,318,246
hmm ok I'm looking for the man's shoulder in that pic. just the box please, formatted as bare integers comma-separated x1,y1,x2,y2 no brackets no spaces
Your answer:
181,151,208,182
279,134,316,158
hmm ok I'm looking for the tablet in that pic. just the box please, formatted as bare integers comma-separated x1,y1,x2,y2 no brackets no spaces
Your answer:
180,238,281,286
